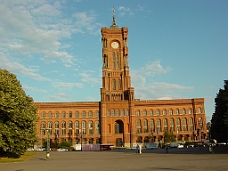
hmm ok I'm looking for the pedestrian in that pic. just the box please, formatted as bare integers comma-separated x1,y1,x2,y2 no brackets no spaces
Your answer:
165,145,168,153
136,144,139,154
139,144,142,154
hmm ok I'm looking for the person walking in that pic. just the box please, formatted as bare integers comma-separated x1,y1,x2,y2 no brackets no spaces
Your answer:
165,145,168,153
136,144,139,154
139,144,142,154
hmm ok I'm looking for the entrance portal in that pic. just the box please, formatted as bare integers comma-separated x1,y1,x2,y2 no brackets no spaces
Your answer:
116,138,122,147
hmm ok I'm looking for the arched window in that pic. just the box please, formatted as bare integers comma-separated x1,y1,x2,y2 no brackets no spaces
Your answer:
96,111,99,118
55,112,59,118
144,119,148,133
62,122,66,135
82,121,86,134
121,109,124,116
89,111,93,118
189,118,193,131
156,109,160,116
67,112,71,118
82,111,86,118
188,108,192,114
116,110,119,116
136,120,141,133
182,118,188,131
75,121,79,134
88,121,93,134
182,109,186,115
149,110,153,116
175,109,179,115
118,79,121,90
111,110,115,117
198,117,203,129
176,118,181,131
75,111,79,118
136,110,140,116
112,52,116,68
48,122,52,135
116,52,119,68
198,107,202,113
169,109,173,115
41,122,46,135
170,118,174,132
143,110,147,116
163,119,168,131
55,122,59,138
107,110,110,117
126,110,129,116
48,112,52,118
95,121,100,134
156,119,161,132
68,121,73,135
42,112,46,118
162,109,167,115
62,112,66,118
112,79,116,90
150,119,154,132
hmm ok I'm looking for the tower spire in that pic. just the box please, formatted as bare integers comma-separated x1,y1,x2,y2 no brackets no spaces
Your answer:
111,6,117,28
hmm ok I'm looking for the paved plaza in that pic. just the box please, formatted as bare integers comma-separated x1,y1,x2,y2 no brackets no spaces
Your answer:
1,147,228,171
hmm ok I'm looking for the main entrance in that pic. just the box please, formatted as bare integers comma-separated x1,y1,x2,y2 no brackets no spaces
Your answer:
115,120,124,147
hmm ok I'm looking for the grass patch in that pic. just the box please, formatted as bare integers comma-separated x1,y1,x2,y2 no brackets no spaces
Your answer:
0,152,36,163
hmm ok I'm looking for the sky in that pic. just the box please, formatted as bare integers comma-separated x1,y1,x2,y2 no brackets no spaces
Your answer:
0,0,227,122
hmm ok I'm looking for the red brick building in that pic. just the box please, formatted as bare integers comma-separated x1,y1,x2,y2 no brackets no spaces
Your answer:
35,14,207,148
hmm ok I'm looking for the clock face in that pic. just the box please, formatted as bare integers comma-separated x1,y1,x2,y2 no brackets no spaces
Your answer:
111,42,119,49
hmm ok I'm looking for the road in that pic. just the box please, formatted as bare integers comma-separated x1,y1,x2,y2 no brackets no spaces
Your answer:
1,147,228,171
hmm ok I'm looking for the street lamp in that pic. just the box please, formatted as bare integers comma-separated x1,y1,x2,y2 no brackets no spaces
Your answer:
46,129,50,158
79,129,83,151
208,122,214,154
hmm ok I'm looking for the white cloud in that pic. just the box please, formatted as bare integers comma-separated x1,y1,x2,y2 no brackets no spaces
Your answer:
118,6,134,17
54,81,83,89
23,85,47,93
79,72,100,84
0,55,50,81
45,92,72,101
131,61,193,100
0,0,101,71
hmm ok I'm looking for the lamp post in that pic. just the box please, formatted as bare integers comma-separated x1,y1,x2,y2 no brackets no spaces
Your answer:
208,122,214,154
46,129,50,158
79,129,82,151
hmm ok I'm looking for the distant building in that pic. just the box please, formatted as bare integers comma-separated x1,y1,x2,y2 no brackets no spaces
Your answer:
35,12,207,148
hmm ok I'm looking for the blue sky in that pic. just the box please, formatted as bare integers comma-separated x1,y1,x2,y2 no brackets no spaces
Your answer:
0,0,227,122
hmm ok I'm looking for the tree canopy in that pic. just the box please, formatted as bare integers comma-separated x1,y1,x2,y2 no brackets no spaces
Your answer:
0,69,37,157
211,80,228,142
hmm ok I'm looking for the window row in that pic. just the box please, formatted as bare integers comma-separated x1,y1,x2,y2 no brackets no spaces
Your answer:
135,107,203,117
106,109,129,117
41,111,99,119
40,120,100,136
135,117,203,134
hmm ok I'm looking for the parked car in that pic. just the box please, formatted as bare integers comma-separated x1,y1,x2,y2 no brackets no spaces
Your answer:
57,148,68,152
170,142,178,148
177,144,184,148
217,142,226,146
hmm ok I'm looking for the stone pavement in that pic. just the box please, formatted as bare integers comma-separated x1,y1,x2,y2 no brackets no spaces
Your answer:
1,147,228,171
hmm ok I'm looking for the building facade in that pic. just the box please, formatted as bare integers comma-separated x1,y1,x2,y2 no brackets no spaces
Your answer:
35,14,207,148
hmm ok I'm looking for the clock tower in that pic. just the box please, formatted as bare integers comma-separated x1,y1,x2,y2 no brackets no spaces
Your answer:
99,8,135,147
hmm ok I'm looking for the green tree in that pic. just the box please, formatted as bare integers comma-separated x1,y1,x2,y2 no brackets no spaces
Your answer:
57,141,72,149
211,80,228,142
0,69,37,157
163,131,176,144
